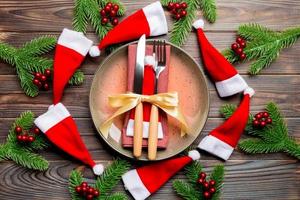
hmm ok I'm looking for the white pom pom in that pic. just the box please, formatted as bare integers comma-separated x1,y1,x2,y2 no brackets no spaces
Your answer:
192,19,204,29
89,46,101,57
188,150,201,160
144,55,156,67
93,164,104,175
244,87,255,97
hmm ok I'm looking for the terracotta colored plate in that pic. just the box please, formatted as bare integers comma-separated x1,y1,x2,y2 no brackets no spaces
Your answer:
90,40,209,161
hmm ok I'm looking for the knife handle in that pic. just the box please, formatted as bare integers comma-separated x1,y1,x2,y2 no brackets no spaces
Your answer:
133,102,143,158
148,104,159,160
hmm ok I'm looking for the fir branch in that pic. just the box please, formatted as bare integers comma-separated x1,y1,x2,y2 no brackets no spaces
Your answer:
173,180,200,200
69,170,84,200
103,193,128,200
223,24,300,75
0,111,49,171
95,159,130,195
200,0,217,23
73,0,89,33
209,165,224,200
69,70,85,85
98,0,126,16
220,102,300,159
22,36,57,56
186,161,203,185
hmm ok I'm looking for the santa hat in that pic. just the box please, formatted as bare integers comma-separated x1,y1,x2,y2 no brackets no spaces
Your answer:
198,88,255,160
122,150,200,200
89,1,168,57
53,28,93,104
34,103,104,175
193,19,248,97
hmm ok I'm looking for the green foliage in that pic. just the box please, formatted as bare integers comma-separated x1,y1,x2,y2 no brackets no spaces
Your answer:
222,24,300,75
0,36,84,97
69,159,130,200
162,0,217,46
220,102,300,159
73,0,125,39
173,161,225,200
0,111,50,171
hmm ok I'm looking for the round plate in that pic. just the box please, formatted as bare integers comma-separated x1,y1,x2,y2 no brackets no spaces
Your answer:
90,40,209,161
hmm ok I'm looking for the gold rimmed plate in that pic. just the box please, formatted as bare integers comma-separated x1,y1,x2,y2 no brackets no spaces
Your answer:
90,40,209,161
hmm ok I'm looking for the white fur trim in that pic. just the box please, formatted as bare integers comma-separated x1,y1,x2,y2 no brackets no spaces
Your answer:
126,119,163,139
188,150,201,160
122,169,151,200
89,46,101,57
58,28,93,56
215,74,249,97
193,19,204,29
143,1,168,36
34,103,70,133
144,55,156,66
198,135,234,160
93,164,104,175
109,123,121,143
244,87,255,97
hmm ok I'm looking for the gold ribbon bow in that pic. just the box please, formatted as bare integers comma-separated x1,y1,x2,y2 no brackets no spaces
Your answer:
100,92,188,138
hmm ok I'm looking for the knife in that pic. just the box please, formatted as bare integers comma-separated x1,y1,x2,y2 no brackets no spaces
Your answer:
133,34,146,158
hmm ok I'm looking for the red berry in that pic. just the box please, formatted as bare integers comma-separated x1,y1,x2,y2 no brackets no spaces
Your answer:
21,135,28,142
37,81,42,89
231,43,238,50
15,126,23,134
100,9,106,16
236,37,243,44
105,5,111,12
93,189,100,197
235,47,243,55
203,191,211,199
33,78,40,86
110,10,117,17
40,75,47,82
167,2,174,10
81,182,88,188
106,2,113,7
253,120,260,127
81,186,87,194
75,186,81,193
209,180,216,187
255,113,262,119
86,194,94,200
43,83,49,91
203,181,210,189
175,3,181,9
44,69,51,77
260,121,266,128
240,41,246,48
209,187,216,194
240,53,246,60
113,4,119,11
266,118,272,124
170,8,177,15
28,136,35,142
101,17,109,24
180,10,187,17
111,18,119,26
199,172,206,179
35,72,41,79
198,178,205,184
88,187,94,194
174,13,181,20
262,112,269,118
17,135,23,141
181,2,188,9
33,127,40,134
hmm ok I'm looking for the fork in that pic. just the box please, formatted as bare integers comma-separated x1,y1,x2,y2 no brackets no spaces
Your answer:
148,40,166,160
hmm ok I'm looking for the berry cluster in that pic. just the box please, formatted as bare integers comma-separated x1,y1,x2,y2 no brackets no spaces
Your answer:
75,182,100,200
198,172,216,199
167,2,188,20
231,36,247,60
252,111,272,128
100,2,120,26
32,69,51,91
15,125,40,143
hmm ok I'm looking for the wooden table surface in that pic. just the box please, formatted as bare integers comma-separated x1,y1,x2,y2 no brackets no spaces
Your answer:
0,0,299,199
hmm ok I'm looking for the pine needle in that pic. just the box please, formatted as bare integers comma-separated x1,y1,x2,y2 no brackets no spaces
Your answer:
173,180,200,200
209,165,224,200
200,0,217,23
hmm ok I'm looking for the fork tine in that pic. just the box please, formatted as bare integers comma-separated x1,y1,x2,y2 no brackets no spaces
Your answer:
160,40,163,64
163,40,166,64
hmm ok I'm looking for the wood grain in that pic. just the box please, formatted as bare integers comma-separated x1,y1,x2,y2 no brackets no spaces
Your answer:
0,0,299,199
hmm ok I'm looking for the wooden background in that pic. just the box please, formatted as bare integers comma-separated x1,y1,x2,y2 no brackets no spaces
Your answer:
0,0,299,199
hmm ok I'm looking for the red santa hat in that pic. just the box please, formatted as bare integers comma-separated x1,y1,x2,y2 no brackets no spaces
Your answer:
193,19,248,97
122,150,200,200
34,103,104,175
53,28,93,104
198,88,255,160
89,1,168,57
